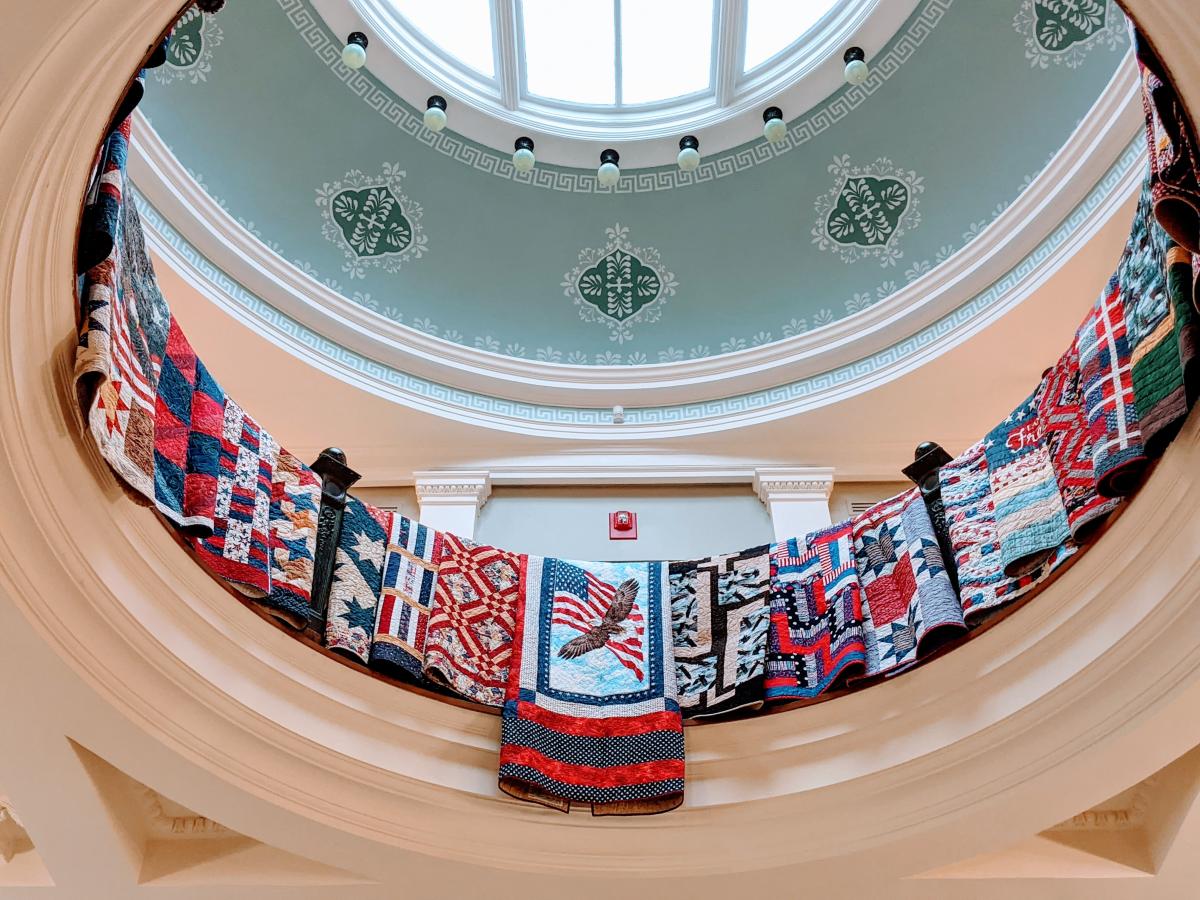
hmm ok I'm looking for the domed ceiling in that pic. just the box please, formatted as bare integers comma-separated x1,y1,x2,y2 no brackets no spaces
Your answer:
136,0,1134,376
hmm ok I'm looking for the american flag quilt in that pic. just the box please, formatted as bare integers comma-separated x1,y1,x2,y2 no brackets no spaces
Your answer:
1079,278,1148,498
190,399,275,597
669,545,770,718
985,388,1072,577
766,521,868,700
851,490,964,676
1036,338,1119,539
263,448,320,630
500,557,684,815
940,441,1076,622
370,514,444,679
423,534,521,707
324,498,391,663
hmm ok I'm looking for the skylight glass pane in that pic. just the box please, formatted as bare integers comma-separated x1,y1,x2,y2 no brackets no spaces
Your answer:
522,0,616,105
395,0,495,77
743,0,836,72
620,0,714,105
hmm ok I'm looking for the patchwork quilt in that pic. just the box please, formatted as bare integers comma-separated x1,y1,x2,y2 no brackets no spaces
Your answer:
669,545,770,718
423,534,521,706
75,135,165,505
1079,280,1148,497
940,441,1076,622
851,490,964,676
78,121,126,274
264,448,320,630
1130,238,1199,457
765,521,868,700
500,557,684,815
1036,339,1119,539
985,388,1071,577
1137,31,1200,255
190,399,275,597
324,498,391,663
370,514,444,679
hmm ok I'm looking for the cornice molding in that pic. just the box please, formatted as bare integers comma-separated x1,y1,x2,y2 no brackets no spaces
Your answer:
128,57,1141,413
753,467,837,502
412,471,492,508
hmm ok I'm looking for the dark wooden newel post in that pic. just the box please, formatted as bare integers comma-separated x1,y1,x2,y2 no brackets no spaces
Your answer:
902,441,960,595
307,447,361,639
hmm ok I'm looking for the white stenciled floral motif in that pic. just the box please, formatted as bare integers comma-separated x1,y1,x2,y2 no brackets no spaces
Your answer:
562,224,678,343
1012,0,1124,70
812,156,924,267
315,163,428,279
154,5,223,85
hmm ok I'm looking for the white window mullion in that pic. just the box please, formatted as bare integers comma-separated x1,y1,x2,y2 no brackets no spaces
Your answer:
492,0,520,109
613,0,623,107
714,0,746,107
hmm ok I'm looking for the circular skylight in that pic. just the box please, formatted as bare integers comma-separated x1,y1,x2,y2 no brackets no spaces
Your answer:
347,0,883,146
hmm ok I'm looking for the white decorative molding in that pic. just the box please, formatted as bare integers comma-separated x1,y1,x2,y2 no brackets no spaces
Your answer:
0,800,29,863
127,57,1142,419
139,788,229,838
754,467,836,540
413,471,491,538
309,0,919,169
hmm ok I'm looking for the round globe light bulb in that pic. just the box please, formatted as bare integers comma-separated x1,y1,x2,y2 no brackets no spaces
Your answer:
341,42,367,69
423,105,447,132
677,146,700,172
845,58,869,85
597,161,620,187
512,147,536,172
763,117,787,144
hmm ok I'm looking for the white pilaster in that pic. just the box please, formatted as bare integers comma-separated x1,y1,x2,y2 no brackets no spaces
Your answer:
753,467,835,541
413,471,491,539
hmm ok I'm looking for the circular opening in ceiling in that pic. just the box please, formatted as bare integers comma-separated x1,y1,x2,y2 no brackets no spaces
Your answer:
345,0,876,143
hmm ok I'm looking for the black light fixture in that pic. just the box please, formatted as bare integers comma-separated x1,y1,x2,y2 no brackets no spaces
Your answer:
843,46,869,85
762,106,785,143
597,148,620,187
513,136,536,172
342,31,368,69
424,95,448,132
677,135,700,172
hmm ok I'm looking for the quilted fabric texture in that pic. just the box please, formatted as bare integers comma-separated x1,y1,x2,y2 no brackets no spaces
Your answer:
851,490,964,677
500,557,684,815
669,545,771,718
371,515,444,679
423,534,522,706
765,522,868,700
324,498,392,663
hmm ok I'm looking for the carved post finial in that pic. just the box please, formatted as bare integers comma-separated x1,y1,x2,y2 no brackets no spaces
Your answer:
307,448,361,637
902,442,959,595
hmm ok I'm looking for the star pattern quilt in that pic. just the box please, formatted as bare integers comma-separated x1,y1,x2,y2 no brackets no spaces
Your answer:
264,448,320,630
851,490,964,676
324,498,391,663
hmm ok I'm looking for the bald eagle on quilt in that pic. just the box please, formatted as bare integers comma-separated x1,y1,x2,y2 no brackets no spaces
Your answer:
499,557,684,815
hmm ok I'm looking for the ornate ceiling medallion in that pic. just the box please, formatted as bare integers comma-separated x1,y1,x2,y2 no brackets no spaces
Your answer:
1013,0,1124,70
812,155,924,267
153,5,223,85
562,224,678,344
316,162,427,279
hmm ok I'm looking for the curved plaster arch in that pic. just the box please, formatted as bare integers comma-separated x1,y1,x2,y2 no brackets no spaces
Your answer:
2,0,1200,887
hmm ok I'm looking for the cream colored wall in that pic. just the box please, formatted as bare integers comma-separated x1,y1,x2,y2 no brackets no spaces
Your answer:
829,481,912,522
474,484,774,560
352,485,419,521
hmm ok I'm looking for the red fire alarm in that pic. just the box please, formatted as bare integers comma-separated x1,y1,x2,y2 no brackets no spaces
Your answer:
609,510,637,540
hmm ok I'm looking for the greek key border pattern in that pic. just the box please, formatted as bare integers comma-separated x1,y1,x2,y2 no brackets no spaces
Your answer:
131,136,1142,426
276,0,953,194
